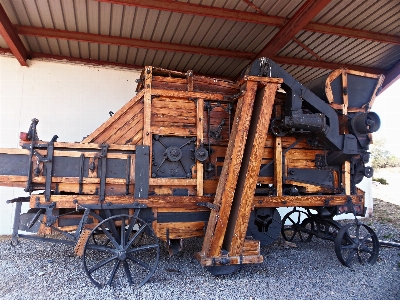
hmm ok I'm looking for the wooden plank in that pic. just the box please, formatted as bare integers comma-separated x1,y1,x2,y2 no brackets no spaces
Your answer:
196,253,263,266
229,81,279,256
201,80,258,258
149,178,197,186
150,126,196,136
253,194,364,208
143,66,152,146
106,103,144,144
197,98,204,196
31,194,214,209
151,89,228,101
274,136,283,196
82,90,145,143
114,114,144,144
155,221,205,240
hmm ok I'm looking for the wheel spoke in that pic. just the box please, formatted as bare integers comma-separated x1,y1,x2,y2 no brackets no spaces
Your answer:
123,261,133,285
341,244,357,250
125,224,147,249
100,224,120,249
105,218,120,245
127,243,159,254
288,216,295,225
120,217,126,248
345,249,357,266
107,260,121,286
125,218,137,242
127,255,151,270
88,255,118,274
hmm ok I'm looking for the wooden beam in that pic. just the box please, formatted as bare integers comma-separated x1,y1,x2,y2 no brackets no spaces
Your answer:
381,59,400,93
95,0,400,45
256,0,332,58
15,25,254,60
0,4,28,66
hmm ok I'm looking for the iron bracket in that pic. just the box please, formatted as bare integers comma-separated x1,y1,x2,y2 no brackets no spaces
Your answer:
197,202,219,212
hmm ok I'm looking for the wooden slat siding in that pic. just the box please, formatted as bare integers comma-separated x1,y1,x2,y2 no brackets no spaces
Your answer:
114,113,144,144
151,89,228,101
106,102,144,144
82,90,145,143
149,186,196,196
150,126,196,136
128,130,144,145
201,80,258,258
197,98,204,196
151,97,196,128
152,97,197,112
143,66,152,146
229,80,281,256
242,240,260,256
253,194,363,208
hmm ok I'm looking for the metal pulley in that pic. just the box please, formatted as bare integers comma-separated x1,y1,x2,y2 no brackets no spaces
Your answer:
351,112,380,135
195,147,208,162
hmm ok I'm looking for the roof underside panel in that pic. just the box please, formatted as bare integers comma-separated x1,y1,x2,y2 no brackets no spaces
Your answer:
0,0,398,86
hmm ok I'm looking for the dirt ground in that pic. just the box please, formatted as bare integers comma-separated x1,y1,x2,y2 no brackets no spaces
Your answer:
371,167,400,230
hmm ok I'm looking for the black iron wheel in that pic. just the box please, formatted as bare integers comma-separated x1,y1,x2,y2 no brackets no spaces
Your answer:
83,214,159,288
281,209,311,242
247,208,281,246
205,265,240,276
318,219,341,241
334,223,379,267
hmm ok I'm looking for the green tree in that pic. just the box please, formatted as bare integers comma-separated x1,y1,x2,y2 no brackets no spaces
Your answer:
370,138,400,169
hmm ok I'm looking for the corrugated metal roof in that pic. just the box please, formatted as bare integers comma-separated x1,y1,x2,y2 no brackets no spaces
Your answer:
0,0,399,85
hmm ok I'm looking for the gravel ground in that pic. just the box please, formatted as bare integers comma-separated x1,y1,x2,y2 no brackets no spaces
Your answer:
0,218,399,300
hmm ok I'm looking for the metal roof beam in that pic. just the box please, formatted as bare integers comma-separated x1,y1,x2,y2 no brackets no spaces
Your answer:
11,25,386,75
271,56,385,75
0,4,28,66
256,0,332,59
96,0,400,45
15,25,253,60
381,59,400,93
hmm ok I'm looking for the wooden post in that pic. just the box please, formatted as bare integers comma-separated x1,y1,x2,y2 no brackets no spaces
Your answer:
199,77,282,261
143,66,153,146
200,80,258,258
341,71,351,195
229,81,280,255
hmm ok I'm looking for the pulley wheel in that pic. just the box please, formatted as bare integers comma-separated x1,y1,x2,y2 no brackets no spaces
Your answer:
247,208,281,246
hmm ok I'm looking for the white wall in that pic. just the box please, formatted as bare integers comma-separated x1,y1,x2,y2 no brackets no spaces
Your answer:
0,56,140,234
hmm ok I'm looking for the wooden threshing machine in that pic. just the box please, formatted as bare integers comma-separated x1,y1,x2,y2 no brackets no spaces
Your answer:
0,58,383,288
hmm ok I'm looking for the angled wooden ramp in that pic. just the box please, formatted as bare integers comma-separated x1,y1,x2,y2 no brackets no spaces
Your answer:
196,76,282,267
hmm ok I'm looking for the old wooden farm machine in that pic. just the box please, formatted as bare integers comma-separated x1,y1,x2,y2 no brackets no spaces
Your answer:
0,58,383,287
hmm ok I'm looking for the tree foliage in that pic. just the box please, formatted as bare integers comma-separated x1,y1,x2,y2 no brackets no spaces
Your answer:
370,139,400,169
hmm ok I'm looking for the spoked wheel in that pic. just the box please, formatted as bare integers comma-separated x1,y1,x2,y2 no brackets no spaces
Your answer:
334,223,379,267
83,214,159,288
317,219,341,241
281,210,312,242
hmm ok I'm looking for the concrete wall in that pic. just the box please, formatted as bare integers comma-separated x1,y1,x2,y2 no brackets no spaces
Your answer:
0,56,140,234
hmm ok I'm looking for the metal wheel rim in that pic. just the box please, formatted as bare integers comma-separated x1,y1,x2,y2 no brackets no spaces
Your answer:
334,223,379,267
281,210,310,242
83,214,159,288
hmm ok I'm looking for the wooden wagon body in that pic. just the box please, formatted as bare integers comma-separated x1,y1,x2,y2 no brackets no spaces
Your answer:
0,58,383,287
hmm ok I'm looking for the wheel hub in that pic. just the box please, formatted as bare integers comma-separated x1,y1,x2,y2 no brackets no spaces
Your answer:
117,250,127,260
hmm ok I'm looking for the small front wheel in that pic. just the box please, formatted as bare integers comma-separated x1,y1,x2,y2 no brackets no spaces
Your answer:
334,223,379,267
